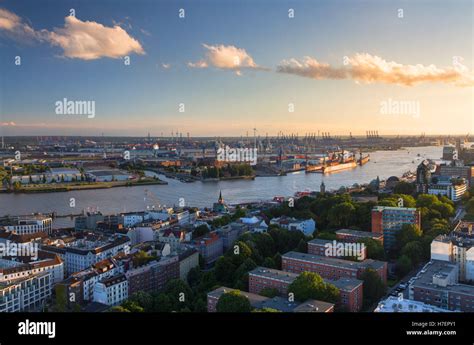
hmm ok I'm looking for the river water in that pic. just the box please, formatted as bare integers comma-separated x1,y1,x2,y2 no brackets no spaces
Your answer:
0,146,442,227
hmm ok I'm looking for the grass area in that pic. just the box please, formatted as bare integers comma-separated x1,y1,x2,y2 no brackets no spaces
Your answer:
3,178,167,193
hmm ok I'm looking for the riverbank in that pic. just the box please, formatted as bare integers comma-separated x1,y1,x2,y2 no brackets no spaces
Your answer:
0,178,167,194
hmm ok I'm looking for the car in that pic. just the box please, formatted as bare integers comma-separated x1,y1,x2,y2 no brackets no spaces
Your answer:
398,283,407,289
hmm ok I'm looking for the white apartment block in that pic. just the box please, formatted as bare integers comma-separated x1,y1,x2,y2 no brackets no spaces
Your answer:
0,272,52,312
3,216,53,235
42,235,130,275
93,274,128,306
431,234,474,281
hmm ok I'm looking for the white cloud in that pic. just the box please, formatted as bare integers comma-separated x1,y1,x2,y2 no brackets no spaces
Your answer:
0,8,145,60
188,43,267,75
0,8,38,41
277,53,473,87
187,60,208,68
46,16,144,60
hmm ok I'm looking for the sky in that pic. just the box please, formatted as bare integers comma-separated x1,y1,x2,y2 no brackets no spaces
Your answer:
0,0,473,137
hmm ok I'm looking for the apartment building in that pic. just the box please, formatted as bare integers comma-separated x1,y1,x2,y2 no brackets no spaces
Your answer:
371,206,421,250
282,251,387,284
248,267,363,312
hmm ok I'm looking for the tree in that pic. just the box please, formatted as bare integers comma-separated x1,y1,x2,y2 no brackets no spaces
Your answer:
393,181,415,195
358,238,384,260
215,256,237,285
396,255,413,277
296,239,307,253
328,202,355,228
259,287,280,298
121,300,144,312
395,224,422,249
360,268,386,308
216,290,252,312
109,306,131,312
466,198,474,215
193,224,210,239
401,241,423,265
128,291,153,312
164,279,194,311
288,272,339,303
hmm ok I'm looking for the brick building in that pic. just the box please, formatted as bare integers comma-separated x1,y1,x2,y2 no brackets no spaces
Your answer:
248,267,363,312
282,251,387,284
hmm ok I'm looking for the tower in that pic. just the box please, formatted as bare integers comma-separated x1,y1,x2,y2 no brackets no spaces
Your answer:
320,181,326,194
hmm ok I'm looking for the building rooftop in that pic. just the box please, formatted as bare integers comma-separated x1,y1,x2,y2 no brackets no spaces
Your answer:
249,266,362,292
375,296,454,312
335,229,383,239
249,267,299,283
411,260,474,296
307,238,334,246
372,206,417,212
282,251,386,271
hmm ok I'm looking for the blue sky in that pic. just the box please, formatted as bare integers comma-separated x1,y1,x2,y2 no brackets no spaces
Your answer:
0,0,472,136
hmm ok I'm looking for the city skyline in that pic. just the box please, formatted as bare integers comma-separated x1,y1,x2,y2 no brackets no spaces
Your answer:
0,0,473,136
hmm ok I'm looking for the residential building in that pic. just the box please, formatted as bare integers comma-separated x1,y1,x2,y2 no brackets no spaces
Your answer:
282,251,387,284
248,267,363,312
122,255,179,295
178,247,199,281
307,238,367,260
93,273,128,306
371,206,421,250
189,232,223,266
1,215,52,235
439,164,474,187
431,232,474,282
0,251,64,284
207,286,334,313
375,296,454,312
409,260,474,312
428,176,468,202
42,233,130,275
0,272,52,312
335,229,384,244
270,216,316,236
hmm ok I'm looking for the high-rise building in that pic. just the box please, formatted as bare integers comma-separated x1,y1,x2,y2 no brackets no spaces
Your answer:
371,206,421,250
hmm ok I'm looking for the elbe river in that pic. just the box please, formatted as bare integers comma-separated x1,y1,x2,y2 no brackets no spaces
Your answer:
0,146,442,228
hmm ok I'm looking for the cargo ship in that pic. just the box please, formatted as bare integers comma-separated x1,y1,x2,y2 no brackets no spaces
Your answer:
305,165,323,173
316,150,358,173
359,154,370,166
320,160,357,173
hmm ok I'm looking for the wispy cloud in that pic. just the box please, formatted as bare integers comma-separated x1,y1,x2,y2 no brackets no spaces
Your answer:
0,121,16,126
0,8,145,60
277,53,473,87
188,43,268,75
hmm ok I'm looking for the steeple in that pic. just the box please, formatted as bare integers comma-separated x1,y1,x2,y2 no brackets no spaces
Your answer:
218,190,224,204
320,181,326,194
